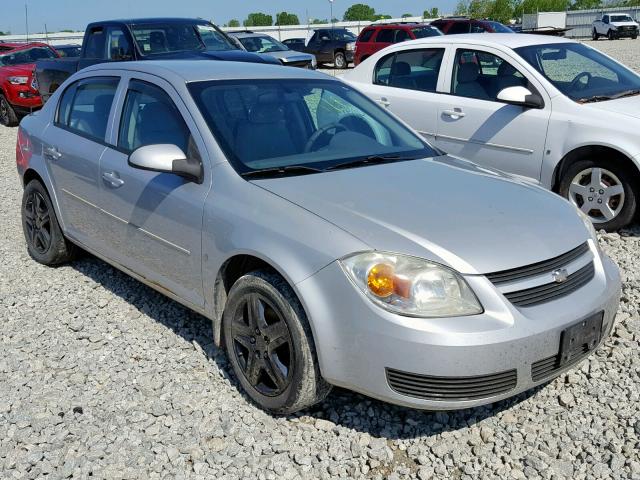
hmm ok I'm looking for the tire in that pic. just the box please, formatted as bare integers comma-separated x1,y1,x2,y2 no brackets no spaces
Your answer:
21,180,77,265
633,35,638,40
558,158,637,231
222,270,331,414
0,94,19,127
608,29,616,40
592,28,599,40
334,51,347,69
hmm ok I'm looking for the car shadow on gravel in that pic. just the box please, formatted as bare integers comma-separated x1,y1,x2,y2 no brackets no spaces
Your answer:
71,254,552,440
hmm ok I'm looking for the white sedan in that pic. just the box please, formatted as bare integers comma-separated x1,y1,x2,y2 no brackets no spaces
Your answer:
344,34,640,230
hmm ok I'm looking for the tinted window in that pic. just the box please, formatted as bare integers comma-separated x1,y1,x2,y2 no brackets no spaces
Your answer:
448,22,470,34
486,21,514,32
107,27,133,60
394,29,411,43
452,49,527,101
359,29,375,42
118,80,194,156
131,23,235,55
411,26,442,38
470,23,487,33
238,35,287,53
0,46,56,66
188,79,432,175
330,29,357,41
84,27,106,59
375,29,394,43
57,77,119,141
374,49,444,93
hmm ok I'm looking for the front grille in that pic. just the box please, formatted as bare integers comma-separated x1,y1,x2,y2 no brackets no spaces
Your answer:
386,368,517,401
531,345,591,381
486,242,589,286
503,262,595,307
285,60,313,69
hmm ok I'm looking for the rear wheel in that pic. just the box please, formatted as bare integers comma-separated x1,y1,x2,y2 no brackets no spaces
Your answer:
21,180,77,265
222,270,331,414
592,28,599,40
559,159,636,231
334,51,347,69
0,94,19,127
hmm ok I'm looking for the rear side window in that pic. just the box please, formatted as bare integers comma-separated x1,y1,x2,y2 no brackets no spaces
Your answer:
56,77,119,141
359,29,375,42
106,27,133,60
374,49,444,93
118,79,195,156
394,29,411,43
84,27,106,59
448,22,470,34
375,29,394,43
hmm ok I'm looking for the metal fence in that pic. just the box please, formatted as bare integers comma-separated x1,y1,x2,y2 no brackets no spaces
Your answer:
565,6,640,38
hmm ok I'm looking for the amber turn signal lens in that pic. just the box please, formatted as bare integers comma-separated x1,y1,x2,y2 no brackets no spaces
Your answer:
367,263,395,298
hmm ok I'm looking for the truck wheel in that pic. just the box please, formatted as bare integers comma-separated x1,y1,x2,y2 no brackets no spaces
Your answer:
559,159,637,231
592,28,599,40
334,51,347,69
0,94,19,127
608,29,616,40
633,34,638,40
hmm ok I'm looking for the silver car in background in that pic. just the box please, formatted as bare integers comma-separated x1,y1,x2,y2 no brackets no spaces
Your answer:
229,31,317,69
16,61,620,414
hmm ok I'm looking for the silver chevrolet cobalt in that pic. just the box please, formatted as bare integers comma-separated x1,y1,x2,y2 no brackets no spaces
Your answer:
16,60,621,414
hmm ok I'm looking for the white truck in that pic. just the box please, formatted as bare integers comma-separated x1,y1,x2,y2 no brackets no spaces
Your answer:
592,13,638,40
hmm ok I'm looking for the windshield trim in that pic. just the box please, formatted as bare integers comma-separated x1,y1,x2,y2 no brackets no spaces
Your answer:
187,78,436,178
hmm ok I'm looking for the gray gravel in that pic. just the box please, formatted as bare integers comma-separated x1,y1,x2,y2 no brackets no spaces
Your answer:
1,41,640,480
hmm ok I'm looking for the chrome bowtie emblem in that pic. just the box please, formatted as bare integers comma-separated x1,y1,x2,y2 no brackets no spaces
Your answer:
551,268,569,284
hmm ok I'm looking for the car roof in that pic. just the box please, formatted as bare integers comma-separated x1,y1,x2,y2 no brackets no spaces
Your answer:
83,60,334,83
0,42,51,52
398,33,577,49
371,23,430,29
229,32,274,39
90,17,212,27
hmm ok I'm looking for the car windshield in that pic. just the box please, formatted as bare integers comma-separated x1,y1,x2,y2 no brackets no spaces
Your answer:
330,29,357,41
239,35,288,53
412,26,443,38
515,42,640,102
488,22,514,32
611,15,634,22
57,46,82,58
188,79,435,176
0,46,56,66
131,23,236,55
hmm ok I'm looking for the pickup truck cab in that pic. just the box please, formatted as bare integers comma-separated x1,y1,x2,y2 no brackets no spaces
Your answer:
0,42,58,126
288,28,357,69
592,14,639,40
35,18,280,102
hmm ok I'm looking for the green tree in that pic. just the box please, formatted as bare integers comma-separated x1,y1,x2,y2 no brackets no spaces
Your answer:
569,0,601,9
244,13,273,27
311,18,329,24
275,12,300,25
486,0,515,23
424,8,440,17
402,13,414,18
515,0,570,15
373,14,392,20
455,0,470,15
228,19,240,27
343,3,376,21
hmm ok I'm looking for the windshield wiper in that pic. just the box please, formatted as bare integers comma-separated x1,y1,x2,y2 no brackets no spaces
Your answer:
240,165,324,179
325,155,418,172
610,89,640,100
578,89,640,103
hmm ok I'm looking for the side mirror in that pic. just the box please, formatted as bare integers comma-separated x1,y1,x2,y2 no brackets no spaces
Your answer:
496,86,544,109
129,144,203,183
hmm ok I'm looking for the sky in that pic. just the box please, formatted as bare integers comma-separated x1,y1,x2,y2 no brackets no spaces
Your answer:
0,0,457,35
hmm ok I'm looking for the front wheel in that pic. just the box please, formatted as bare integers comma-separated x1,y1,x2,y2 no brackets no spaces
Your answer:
608,29,616,40
334,51,347,69
0,94,19,127
22,180,77,265
222,270,331,414
559,159,637,231
592,28,599,40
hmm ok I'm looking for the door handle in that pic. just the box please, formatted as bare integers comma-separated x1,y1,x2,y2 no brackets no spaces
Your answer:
378,97,391,107
102,171,124,188
442,109,466,119
44,146,62,161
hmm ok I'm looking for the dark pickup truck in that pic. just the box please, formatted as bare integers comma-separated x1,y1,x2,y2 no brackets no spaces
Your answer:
35,17,280,102
287,28,357,69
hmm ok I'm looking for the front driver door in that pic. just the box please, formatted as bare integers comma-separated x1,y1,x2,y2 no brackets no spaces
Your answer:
435,46,551,181
97,75,209,308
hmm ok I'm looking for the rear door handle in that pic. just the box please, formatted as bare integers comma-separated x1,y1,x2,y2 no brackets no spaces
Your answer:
442,109,466,119
44,146,62,161
102,171,124,188
378,97,391,107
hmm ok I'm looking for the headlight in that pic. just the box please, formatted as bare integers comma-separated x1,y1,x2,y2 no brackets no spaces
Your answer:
8,76,29,85
339,252,483,317
346,42,356,51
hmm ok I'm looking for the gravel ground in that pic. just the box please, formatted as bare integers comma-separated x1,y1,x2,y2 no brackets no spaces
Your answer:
1,42,639,480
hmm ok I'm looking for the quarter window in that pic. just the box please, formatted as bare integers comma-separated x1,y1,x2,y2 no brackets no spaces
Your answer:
447,22,470,34
394,29,411,43
359,29,375,42
56,77,119,141
118,80,196,157
375,29,394,43
374,48,444,93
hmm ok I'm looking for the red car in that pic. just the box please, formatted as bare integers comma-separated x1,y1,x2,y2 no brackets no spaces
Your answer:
0,42,58,126
429,18,513,35
354,23,442,66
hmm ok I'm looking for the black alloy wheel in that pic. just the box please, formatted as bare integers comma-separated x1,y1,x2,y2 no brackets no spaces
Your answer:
24,189,53,255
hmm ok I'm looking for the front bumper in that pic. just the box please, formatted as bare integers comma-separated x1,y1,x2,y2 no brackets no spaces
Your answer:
611,27,638,37
296,249,621,410
345,51,355,63
6,87,42,113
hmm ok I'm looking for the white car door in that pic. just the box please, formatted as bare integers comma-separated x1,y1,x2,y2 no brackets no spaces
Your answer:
435,45,552,181
353,46,450,144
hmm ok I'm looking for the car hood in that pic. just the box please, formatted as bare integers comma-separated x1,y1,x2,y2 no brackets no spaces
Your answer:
610,21,638,26
148,49,280,65
585,94,640,119
0,64,35,76
263,51,314,63
253,156,589,275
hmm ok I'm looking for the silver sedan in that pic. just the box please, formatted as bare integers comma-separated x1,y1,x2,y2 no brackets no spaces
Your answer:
16,60,620,413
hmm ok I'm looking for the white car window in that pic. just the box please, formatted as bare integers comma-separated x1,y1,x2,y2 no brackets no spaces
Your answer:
373,49,445,93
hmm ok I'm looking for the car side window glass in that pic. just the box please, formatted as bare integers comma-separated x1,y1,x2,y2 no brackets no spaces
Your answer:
394,29,411,43
118,80,197,158
359,29,375,42
84,27,106,59
451,49,527,101
471,23,487,33
448,22,470,34
56,77,119,141
374,49,444,93
375,29,394,43
107,27,133,60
